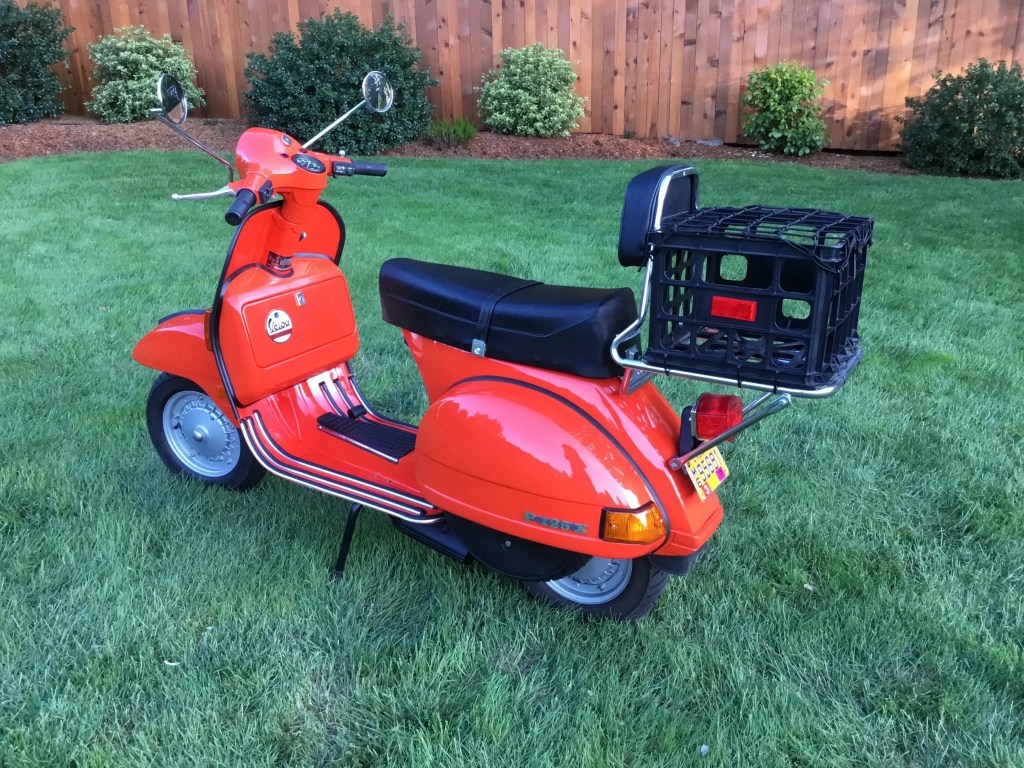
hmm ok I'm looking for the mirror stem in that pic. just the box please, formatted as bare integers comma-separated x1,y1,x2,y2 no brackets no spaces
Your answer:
151,110,236,182
302,100,367,150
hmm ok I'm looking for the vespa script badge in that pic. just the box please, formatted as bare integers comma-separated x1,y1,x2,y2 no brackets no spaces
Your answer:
265,309,293,343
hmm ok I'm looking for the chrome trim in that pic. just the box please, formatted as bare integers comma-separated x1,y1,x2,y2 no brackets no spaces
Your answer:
171,185,236,202
241,418,438,523
248,412,432,509
668,393,792,470
618,368,656,396
742,392,774,415
151,111,235,182
302,101,367,150
652,165,697,230
610,257,656,369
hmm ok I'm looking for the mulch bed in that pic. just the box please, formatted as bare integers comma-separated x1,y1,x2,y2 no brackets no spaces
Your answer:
0,115,912,174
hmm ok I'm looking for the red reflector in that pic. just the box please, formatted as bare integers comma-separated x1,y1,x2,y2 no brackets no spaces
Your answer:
710,295,757,322
693,393,744,441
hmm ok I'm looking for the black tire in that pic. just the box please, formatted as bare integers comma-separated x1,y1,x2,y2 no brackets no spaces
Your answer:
523,556,670,620
145,373,265,491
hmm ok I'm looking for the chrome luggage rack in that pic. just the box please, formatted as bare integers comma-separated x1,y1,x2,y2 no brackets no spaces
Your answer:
610,164,869,470
611,258,846,399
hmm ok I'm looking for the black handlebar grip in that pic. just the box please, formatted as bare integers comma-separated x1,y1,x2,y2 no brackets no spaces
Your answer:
225,188,258,226
352,161,387,177
332,160,388,177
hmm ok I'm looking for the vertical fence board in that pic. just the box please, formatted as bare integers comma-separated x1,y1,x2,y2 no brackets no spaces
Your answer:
1014,0,1024,67
611,0,626,134
623,0,638,134
644,0,662,136
578,0,593,131
1001,0,1021,61
679,0,698,138
666,0,683,136
589,0,604,132
711,0,731,139
692,0,709,138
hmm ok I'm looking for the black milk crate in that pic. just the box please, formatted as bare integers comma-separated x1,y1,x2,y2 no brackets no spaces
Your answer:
643,205,872,394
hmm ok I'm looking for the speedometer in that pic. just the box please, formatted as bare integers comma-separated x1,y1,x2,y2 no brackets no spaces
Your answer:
292,154,326,174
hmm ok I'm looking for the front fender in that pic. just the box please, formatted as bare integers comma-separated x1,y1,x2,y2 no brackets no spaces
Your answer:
132,311,233,419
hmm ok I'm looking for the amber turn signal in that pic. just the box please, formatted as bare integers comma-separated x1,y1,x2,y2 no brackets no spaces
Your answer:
600,502,667,544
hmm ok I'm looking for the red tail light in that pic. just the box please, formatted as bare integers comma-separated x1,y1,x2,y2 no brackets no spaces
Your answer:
693,393,743,441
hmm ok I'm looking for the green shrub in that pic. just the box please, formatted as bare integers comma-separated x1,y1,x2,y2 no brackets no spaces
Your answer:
742,62,828,156
426,117,477,148
0,0,71,125
244,12,434,156
898,59,1024,179
87,26,204,123
477,44,585,138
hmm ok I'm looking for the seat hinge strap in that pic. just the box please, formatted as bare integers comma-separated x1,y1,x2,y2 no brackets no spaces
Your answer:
471,279,541,356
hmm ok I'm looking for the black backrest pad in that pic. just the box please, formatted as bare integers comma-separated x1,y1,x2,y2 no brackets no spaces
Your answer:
380,258,638,379
618,165,699,267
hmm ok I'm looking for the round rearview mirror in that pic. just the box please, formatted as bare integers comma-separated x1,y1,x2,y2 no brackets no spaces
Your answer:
362,71,394,114
155,73,188,124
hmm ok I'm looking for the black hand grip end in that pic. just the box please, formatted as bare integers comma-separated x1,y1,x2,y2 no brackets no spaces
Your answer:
225,189,257,226
354,161,387,177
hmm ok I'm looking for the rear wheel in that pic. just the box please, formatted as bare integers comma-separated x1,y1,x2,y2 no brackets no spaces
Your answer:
523,556,670,620
146,373,265,491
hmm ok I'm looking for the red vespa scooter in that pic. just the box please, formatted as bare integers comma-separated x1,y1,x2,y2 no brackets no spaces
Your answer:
134,73,870,619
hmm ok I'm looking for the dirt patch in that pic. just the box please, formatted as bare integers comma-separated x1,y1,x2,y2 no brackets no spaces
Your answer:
387,132,913,174
0,115,911,175
0,116,243,161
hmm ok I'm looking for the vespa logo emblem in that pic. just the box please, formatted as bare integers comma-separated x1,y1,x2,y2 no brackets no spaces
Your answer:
265,309,293,343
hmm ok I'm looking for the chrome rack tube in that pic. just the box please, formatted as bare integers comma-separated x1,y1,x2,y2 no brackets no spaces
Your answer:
668,393,792,470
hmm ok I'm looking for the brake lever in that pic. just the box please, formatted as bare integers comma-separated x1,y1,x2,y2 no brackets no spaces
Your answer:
171,185,236,202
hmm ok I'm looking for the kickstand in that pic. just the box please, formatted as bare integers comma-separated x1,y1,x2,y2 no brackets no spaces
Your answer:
331,503,363,580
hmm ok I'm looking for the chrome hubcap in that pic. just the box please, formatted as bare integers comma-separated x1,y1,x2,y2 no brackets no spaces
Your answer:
546,557,632,605
162,391,240,477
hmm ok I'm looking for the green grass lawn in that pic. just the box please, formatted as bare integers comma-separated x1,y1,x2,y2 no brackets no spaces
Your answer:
0,151,1022,766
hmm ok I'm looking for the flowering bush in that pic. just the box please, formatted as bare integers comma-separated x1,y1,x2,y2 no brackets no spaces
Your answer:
87,27,204,123
477,44,585,138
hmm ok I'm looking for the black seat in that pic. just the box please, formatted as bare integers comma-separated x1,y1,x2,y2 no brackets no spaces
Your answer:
379,258,637,379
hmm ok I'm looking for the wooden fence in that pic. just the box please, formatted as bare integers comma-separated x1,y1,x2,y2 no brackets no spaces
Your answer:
34,0,1024,150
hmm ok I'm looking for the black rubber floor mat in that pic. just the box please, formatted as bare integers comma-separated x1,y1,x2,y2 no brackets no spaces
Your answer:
317,413,416,461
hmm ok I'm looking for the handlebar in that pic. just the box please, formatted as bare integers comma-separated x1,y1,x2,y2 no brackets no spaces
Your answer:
224,188,257,226
332,160,387,177
179,157,386,226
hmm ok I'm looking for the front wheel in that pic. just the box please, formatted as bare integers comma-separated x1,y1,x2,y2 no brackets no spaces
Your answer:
523,556,670,620
145,373,265,491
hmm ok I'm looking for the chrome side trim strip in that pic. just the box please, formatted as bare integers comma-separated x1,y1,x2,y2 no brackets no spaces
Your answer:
242,413,433,513
252,412,429,507
242,419,437,524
